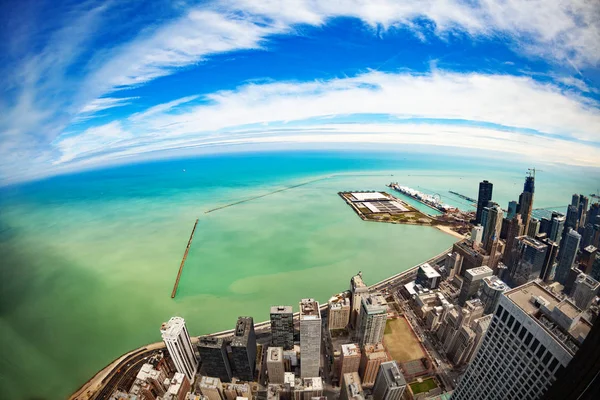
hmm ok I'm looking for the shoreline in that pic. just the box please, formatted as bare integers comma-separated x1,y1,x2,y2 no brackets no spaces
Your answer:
434,224,466,240
69,246,453,400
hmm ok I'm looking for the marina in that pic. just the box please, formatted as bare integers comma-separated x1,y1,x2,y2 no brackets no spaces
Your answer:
388,183,456,213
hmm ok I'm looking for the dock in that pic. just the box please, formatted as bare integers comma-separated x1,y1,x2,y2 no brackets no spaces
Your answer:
448,191,476,204
171,218,199,298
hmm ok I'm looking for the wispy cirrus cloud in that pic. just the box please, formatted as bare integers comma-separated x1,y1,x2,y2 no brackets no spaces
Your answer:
51,70,600,170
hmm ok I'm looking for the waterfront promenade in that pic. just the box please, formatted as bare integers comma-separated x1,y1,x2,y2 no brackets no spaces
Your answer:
69,246,452,400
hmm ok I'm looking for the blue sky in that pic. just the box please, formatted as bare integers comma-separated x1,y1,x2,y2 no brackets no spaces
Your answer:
1,0,599,184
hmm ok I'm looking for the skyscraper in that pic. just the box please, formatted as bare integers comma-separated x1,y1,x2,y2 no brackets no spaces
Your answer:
507,200,518,220
357,293,388,346
578,195,589,228
555,229,581,284
328,294,351,331
540,238,559,282
300,298,321,378
372,361,406,400
350,273,368,328
458,266,493,306
482,204,503,252
479,276,509,314
160,317,198,382
541,320,600,400
503,215,524,267
527,218,540,238
571,274,600,310
452,281,592,400
266,347,285,384
359,343,389,388
506,235,548,287
340,372,365,400
476,180,493,225
471,225,484,247
230,316,257,382
549,213,565,243
339,344,362,377
198,336,233,382
270,306,294,350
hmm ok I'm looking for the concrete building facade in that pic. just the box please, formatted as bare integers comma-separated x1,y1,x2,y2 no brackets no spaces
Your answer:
300,298,321,378
160,317,198,382
357,293,388,346
270,306,294,350
372,361,406,400
230,317,257,382
267,347,285,384
452,282,592,400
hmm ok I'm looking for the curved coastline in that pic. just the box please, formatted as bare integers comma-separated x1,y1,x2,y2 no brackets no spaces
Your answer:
69,246,453,400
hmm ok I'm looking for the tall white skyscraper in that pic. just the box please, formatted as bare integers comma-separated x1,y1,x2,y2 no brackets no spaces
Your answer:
300,298,321,378
452,281,592,400
160,317,198,382
350,273,368,328
357,293,388,346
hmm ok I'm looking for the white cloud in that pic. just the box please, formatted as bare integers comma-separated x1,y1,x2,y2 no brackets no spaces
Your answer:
79,96,139,114
142,71,600,142
50,71,600,170
128,95,199,121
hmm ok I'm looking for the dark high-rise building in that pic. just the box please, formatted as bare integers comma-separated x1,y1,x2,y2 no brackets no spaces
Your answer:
565,205,580,230
539,216,552,236
591,254,600,282
482,204,503,252
503,215,524,268
581,223,599,249
476,180,493,225
549,213,565,243
540,238,559,282
580,246,598,275
555,229,581,285
270,306,294,350
198,336,233,382
230,316,256,381
587,203,600,225
542,317,600,400
578,195,589,228
518,192,534,235
523,175,535,194
458,266,493,306
506,235,548,287
507,200,518,220
571,193,580,208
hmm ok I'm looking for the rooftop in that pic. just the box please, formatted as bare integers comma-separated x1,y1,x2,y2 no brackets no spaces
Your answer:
329,293,351,308
575,274,600,290
231,317,253,346
516,235,547,250
465,266,493,279
200,376,222,388
351,273,367,289
341,343,361,357
363,343,388,359
419,263,441,279
363,293,387,311
301,377,323,390
483,276,509,292
268,347,283,362
271,306,293,314
300,299,321,319
380,361,406,387
506,281,592,354
350,192,388,202
198,336,225,348
160,317,186,338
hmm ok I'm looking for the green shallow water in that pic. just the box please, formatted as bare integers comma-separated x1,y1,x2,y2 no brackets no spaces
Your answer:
0,151,598,399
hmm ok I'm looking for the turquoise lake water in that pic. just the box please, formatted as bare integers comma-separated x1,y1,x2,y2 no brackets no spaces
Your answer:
0,150,598,399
